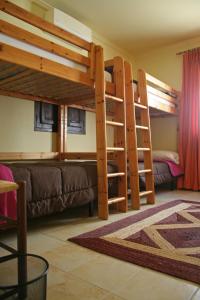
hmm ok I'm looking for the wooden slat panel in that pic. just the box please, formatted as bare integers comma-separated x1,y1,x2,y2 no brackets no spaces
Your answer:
61,152,96,160
0,88,59,104
0,152,59,160
1,71,45,90
0,20,90,67
0,0,90,51
145,72,176,94
0,43,92,86
148,94,176,114
0,69,34,86
147,85,177,104
0,64,25,79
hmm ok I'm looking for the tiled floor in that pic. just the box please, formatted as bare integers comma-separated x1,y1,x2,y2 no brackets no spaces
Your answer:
1,189,200,299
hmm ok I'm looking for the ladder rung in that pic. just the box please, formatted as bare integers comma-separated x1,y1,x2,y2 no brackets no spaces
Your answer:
106,120,124,127
136,125,149,130
134,103,147,109
137,148,150,151
108,196,125,205
105,94,123,102
107,172,125,178
107,147,124,151
139,190,153,197
138,169,152,174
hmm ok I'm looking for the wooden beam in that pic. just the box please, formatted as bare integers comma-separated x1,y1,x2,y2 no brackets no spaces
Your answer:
89,43,95,79
106,82,115,95
0,20,90,67
61,152,115,160
105,59,114,68
68,104,95,113
0,152,59,161
0,89,99,114
0,0,90,51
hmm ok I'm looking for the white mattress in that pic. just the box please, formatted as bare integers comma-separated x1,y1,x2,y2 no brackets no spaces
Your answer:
0,33,112,82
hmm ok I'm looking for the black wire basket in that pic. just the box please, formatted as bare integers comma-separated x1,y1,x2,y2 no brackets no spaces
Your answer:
0,253,49,300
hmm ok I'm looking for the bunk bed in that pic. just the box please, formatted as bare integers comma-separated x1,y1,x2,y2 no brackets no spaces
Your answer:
0,0,127,220
125,63,180,209
0,1,180,219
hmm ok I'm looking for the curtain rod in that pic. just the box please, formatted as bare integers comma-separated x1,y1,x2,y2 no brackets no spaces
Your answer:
176,46,200,55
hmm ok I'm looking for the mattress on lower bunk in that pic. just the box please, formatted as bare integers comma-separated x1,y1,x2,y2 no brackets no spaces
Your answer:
6,161,117,218
138,161,174,187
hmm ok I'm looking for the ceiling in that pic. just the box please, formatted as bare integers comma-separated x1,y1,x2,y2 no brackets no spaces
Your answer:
44,0,200,55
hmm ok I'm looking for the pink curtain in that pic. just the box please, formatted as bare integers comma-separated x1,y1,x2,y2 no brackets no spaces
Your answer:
178,48,200,190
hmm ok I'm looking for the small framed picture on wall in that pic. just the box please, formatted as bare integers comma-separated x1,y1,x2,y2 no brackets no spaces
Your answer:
67,107,86,135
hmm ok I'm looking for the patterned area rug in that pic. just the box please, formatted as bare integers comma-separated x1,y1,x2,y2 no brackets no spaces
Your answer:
69,200,200,284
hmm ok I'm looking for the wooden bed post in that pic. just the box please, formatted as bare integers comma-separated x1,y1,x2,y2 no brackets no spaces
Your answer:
124,61,140,209
137,69,155,205
57,105,65,159
113,57,127,212
95,45,108,219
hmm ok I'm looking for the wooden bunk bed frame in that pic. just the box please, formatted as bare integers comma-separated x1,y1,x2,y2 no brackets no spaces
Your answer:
0,0,128,220
0,1,179,218
125,67,179,210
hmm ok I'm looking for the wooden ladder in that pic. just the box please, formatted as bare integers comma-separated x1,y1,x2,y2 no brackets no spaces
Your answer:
95,47,127,219
125,63,155,209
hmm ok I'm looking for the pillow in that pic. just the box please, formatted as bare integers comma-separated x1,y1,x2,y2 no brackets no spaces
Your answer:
138,150,179,164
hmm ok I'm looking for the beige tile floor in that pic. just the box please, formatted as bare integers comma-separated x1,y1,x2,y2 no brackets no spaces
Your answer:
1,189,200,300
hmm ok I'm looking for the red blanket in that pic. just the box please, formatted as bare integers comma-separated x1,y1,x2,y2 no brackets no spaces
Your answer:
162,160,184,177
0,164,17,220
